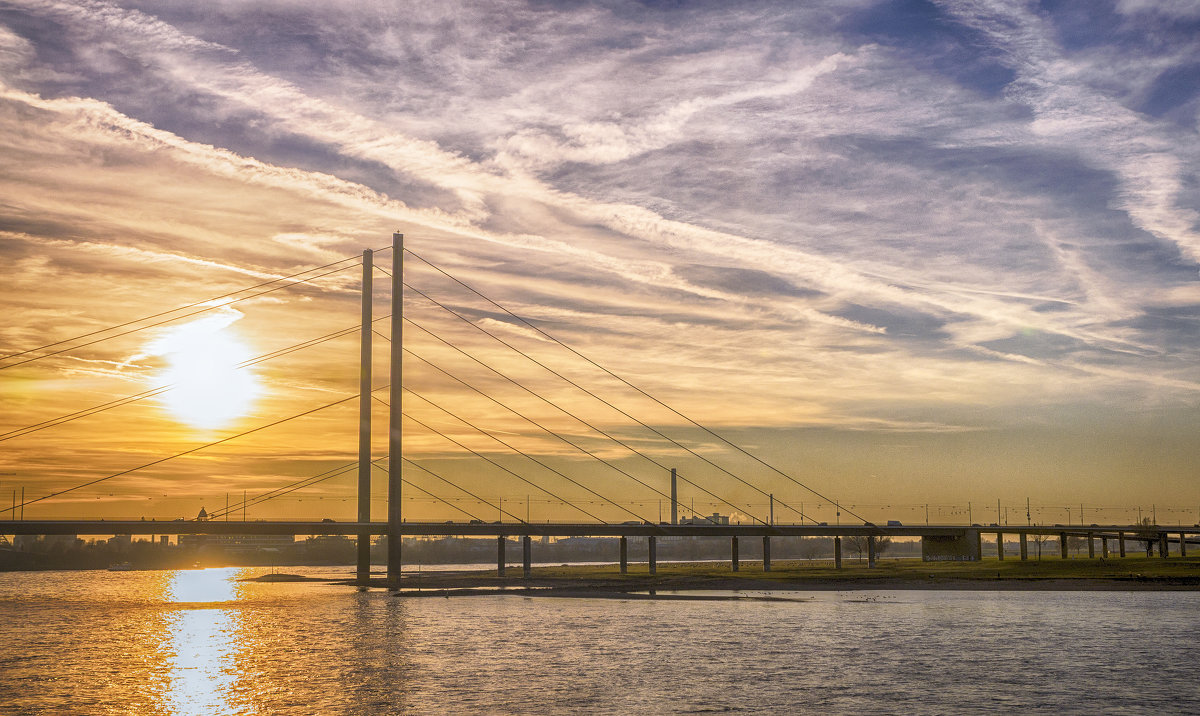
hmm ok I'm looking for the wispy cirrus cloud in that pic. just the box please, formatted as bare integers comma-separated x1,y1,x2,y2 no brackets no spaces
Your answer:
2,0,1199,515
938,0,1200,264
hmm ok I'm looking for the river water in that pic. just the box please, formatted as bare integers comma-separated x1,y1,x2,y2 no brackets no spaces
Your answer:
1,567,1197,715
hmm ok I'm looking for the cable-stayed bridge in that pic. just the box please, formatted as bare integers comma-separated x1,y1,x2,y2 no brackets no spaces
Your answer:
2,233,1196,586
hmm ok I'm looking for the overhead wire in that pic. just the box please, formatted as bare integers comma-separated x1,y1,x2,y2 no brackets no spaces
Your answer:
5,236,851,525
0,253,364,363
205,457,376,520
380,396,606,523
404,385,648,523
0,262,363,371
403,286,800,523
395,459,525,524
0,246,407,514
402,340,767,525
9,392,361,513
205,458,493,525
0,316,391,442
205,455,493,524
405,345,673,502
406,248,857,521
1,244,395,367
387,464,486,523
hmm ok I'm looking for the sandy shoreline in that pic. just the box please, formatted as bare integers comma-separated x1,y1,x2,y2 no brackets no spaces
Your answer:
232,557,1200,595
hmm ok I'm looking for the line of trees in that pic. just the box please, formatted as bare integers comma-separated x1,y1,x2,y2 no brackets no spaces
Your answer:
4,533,937,571
844,535,894,562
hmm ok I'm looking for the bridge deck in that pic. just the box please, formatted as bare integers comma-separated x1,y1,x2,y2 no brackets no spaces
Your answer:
2,520,1196,539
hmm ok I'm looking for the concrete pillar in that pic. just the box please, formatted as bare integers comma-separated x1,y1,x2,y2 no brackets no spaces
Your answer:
386,232,404,589
1019,533,1028,560
1118,531,1125,557
834,536,842,569
648,535,657,575
1160,533,1169,559
619,536,628,574
356,249,373,588
1101,537,1109,559
731,536,740,572
762,536,771,572
1180,532,1187,557
522,535,532,578
1087,533,1094,559
867,535,876,569
997,532,1004,560
497,536,506,576
1060,532,1068,559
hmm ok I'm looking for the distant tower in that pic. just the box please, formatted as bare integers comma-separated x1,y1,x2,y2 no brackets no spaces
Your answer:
197,507,208,521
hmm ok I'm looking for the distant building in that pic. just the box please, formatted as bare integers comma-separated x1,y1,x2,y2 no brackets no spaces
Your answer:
13,534,78,551
304,535,351,549
179,534,295,553
680,513,729,526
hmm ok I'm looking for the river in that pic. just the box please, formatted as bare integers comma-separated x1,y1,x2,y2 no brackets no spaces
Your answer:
1,566,1197,714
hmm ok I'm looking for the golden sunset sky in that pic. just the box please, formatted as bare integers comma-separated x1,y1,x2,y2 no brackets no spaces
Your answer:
1,1,1198,525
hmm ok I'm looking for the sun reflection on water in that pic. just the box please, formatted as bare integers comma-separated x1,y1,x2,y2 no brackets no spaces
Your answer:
163,568,240,716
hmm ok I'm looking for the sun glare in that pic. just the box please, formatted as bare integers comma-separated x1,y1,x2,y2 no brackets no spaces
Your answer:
149,312,259,431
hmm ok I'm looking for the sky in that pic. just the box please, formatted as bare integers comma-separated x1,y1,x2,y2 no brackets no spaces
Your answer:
1,0,1198,526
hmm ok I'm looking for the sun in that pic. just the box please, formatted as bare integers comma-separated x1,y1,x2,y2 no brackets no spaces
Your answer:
148,312,259,431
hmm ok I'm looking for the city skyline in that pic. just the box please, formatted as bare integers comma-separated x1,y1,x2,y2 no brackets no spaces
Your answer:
1,1,1198,521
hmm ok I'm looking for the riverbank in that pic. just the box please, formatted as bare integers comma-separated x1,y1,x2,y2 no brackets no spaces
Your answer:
314,556,1200,594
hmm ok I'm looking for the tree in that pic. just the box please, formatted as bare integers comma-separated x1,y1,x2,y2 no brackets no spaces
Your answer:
845,535,891,562
1029,533,1050,560
1067,535,1086,555
846,535,869,562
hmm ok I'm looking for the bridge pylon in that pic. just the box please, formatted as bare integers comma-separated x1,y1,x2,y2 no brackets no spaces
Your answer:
387,232,404,588
356,248,373,586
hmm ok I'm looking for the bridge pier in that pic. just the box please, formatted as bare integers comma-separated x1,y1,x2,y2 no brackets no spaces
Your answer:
387,232,404,589
648,535,657,575
1180,532,1187,557
357,248,373,588
731,536,739,572
522,535,532,578
867,535,876,569
388,231,408,590
834,536,842,569
762,536,771,572
497,536,506,576
1087,533,1094,558
1118,531,1125,557
1019,533,1028,560
1160,533,1169,558
997,532,1004,560
619,536,628,574
1059,532,1068,559
1101,536,1109,559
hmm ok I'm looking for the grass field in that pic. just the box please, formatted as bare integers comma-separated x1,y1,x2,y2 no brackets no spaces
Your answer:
526,556,1200,582
370,556,1200,592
